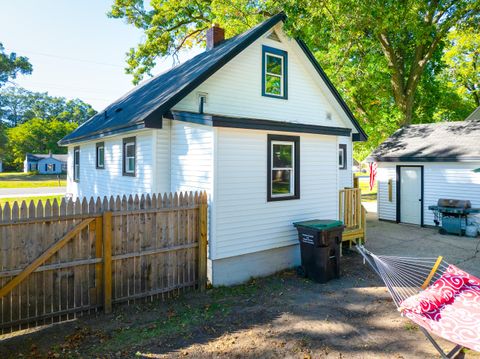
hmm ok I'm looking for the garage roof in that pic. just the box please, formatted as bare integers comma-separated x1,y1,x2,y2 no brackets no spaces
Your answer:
369,114,480,162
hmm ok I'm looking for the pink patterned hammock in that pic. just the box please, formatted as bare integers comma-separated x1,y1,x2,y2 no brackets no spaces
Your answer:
357,246,480,358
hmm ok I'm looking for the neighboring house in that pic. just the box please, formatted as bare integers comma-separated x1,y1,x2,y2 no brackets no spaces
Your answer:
369,106,480,227
59,14,367,285
24,152,68,174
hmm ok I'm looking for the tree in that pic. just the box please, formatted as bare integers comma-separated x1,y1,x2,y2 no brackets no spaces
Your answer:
0,87,97,126
0,122,7,159
0,43,32,87
109,0,479,158
443,27,480,106
5,118,77,170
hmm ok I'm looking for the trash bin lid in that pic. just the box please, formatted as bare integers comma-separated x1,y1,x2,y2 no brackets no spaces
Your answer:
293,219,343,230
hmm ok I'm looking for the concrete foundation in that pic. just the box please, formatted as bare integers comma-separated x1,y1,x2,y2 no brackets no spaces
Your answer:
209,244,301,286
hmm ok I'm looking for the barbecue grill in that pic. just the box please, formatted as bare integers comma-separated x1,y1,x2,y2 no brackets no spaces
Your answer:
428,199,480,236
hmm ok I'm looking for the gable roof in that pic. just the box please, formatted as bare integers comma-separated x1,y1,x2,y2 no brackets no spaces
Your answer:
466,106,480,121
59,13,366,145
368,119,480,162
26,153,68,163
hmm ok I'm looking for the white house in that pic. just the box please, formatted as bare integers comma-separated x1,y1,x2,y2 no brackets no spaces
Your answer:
24,153,67,174
369,106,480,227
59,14,367,285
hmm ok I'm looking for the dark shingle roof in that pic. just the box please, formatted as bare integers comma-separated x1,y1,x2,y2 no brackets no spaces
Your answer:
59,14,286,145
466,106,480,121
26,153,68,162
60,13,366,145
369,118,480,162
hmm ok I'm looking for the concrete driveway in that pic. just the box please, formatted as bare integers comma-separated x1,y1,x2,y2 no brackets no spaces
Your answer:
365,206,480,277
0,187,66,198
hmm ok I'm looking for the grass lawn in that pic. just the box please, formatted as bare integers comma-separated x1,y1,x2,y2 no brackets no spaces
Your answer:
0,195,64,209
0,172,66,188
358,176,377,202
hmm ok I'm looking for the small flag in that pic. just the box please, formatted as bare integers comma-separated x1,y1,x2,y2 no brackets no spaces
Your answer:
369,162,377,191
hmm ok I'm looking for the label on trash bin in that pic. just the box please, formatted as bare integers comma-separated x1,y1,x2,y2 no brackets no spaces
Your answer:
301,233,314,245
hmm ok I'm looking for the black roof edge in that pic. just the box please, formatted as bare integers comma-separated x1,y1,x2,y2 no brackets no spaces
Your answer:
58,122,152,146
368,156,480,163
295,39,368,142
145,12,287,126
167,110,352,137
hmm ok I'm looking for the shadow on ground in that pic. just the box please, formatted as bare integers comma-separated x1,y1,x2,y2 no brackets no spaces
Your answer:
3,212,480,358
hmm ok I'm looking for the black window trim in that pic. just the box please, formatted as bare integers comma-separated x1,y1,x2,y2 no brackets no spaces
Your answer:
267,134,300,202
96,141,105,169
122,136,136,177
262,45,288,99
73,146,80,182
339,144,347,170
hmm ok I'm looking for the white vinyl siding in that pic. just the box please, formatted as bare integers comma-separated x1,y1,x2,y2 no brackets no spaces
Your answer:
377,162,480,225
213,127,338,260
377,163,397,221
172,24,354,132
66,129,170,199
170,120,214,194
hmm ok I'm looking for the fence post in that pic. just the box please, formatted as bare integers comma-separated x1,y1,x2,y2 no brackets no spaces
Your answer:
198,192,208,291
103,211,112,313
353,176,359,188
95,215,103,306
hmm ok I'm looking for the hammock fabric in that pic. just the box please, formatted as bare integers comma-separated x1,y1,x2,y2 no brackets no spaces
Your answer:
357,246,480,357
402,264,480,352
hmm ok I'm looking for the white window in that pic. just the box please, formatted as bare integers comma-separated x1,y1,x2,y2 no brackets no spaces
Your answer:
268,134,299,201
265,53,284,96
73,147,80,181
123,137,136,176
96,142,105,169
262,46,288,99
339,144,347,170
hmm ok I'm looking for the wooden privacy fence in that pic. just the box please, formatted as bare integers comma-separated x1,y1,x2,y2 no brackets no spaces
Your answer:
0,191,208,334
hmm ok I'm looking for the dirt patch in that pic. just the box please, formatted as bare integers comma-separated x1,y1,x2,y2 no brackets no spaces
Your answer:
1,251,478,358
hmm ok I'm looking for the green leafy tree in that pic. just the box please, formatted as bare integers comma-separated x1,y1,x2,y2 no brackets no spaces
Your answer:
0,87,97,126
0,122,7,160
443,27,480,106
109,0,479,159
0,43,32,87
5,118,77,169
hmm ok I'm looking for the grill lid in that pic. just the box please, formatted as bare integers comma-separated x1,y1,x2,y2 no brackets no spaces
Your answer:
437,198,471,209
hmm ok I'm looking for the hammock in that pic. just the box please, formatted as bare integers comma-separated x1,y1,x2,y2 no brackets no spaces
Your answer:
357,245,480,359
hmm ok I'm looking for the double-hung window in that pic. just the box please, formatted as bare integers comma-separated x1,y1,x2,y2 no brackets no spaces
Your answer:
96,142,105,169
339,144,347,170
73,146,80,182
123,137,136,176
262,46,288,99
267,135,300,201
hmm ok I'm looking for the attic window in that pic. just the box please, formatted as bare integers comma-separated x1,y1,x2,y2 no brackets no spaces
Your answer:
266,30,281,42
326,112,332,121
262,46,288,99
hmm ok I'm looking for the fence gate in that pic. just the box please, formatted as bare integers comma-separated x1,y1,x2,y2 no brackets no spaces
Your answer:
0,191,207,334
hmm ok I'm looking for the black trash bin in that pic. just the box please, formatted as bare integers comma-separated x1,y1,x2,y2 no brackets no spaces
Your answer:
293,220,344,283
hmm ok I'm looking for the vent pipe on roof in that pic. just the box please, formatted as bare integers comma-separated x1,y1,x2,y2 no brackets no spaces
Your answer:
206,24,225,50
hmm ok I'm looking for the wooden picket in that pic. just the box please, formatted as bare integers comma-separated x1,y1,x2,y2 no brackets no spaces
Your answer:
0,191,208,334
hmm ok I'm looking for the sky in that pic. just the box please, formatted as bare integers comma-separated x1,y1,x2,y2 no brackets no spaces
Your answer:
0,0,198,111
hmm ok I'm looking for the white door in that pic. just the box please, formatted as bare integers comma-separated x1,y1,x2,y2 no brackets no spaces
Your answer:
400,167,422,225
